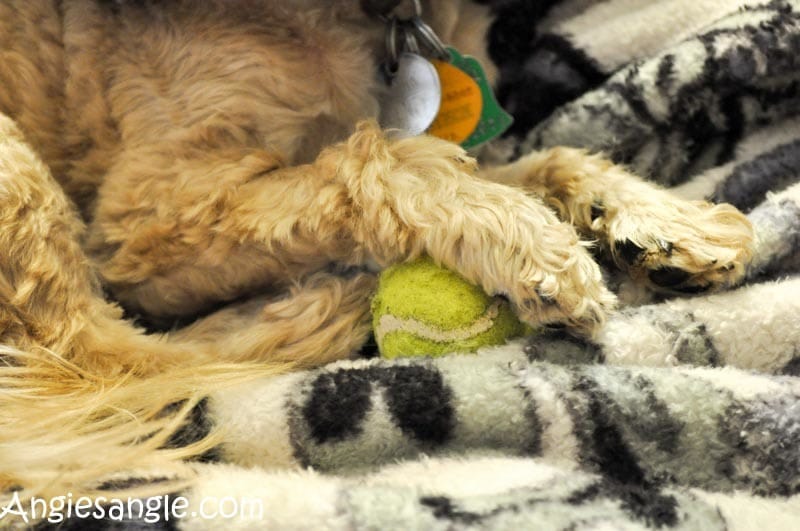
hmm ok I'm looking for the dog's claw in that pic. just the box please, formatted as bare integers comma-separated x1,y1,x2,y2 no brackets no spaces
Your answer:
615,239,646,266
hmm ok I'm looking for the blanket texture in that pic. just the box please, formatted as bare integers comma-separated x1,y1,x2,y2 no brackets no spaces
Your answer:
39,0,800,529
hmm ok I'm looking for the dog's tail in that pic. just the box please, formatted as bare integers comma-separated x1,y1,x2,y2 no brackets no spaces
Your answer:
0,343,287,504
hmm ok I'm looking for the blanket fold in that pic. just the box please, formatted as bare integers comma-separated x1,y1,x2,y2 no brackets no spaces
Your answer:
208,348,800,497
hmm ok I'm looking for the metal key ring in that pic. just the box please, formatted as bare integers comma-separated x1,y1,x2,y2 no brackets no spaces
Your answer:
402,24,421,54
411,16,450,61
385,15,400,73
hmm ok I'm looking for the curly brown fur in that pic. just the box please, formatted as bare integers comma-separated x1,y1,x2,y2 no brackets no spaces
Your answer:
0,0,752,507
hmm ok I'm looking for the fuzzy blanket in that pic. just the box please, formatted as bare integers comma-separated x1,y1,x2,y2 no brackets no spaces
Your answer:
41,0,800,529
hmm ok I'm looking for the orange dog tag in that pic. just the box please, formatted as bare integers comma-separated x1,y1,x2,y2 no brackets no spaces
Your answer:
427,59,482,144
427,48,513,149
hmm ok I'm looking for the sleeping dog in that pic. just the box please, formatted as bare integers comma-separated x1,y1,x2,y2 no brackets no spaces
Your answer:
0,0,752,503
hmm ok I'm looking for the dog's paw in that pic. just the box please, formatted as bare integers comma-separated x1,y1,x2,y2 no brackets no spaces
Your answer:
601,196,754,294
509,238,618,338
438,209,618,339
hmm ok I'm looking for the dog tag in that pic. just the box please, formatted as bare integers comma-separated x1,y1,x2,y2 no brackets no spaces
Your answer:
429,47,513,149
379,53,441,136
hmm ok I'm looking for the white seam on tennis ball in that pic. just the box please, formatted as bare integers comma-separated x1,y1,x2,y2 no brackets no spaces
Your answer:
375,300,502,344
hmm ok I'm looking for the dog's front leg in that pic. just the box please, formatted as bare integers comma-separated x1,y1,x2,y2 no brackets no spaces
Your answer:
481,148,754,294
316,124,617,336
91,122,615,338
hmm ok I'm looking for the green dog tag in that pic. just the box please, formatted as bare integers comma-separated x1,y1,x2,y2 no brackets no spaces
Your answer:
428,47,513,149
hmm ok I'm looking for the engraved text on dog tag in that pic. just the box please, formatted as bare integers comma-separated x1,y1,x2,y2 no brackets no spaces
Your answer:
379,53,441,136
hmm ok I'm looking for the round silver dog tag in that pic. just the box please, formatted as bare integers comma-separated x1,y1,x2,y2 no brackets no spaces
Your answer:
379,53,441,136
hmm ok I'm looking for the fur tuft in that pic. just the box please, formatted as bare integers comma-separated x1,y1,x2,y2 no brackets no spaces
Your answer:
0,343,287,505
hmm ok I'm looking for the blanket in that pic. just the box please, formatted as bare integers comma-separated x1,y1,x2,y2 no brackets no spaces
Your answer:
36,0,800,529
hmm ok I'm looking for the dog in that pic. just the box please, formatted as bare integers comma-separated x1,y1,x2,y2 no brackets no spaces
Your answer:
0,0,752,505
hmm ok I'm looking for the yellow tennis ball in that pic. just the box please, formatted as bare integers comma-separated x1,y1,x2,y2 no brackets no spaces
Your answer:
371,256,531,359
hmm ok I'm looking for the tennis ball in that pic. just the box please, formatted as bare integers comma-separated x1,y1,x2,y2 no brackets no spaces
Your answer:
371,256,531,359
